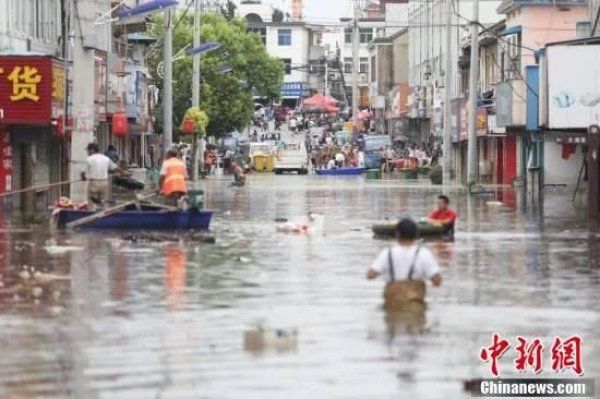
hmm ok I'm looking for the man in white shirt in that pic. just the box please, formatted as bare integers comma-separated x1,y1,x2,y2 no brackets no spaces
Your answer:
81,143,129,210
334,152,345,167
367,218,442,286
326,158,336,170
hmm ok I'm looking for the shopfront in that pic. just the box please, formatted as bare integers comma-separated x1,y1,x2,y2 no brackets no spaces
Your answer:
0,55,65,211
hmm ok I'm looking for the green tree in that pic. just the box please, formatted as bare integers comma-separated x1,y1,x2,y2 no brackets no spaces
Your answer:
148,12,283,138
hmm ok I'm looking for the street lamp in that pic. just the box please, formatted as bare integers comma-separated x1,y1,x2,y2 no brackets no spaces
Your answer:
216,65,233,75
187,42,222,56
117,0,179,24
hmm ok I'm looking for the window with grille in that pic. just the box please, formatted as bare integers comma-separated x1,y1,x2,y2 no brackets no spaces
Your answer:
344,57,353,73
278,29,292,46
501,33,521,80
248,27,267,45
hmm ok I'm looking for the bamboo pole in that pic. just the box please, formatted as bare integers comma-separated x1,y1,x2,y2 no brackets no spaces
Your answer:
0,180,83,198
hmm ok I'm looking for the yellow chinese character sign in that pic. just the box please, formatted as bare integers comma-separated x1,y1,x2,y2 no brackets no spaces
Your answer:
0,56,54,124
52,67,65,103
7,66,42,102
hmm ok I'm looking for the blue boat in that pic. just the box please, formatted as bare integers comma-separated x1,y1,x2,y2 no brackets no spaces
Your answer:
55,206,212,230
315,167,365,176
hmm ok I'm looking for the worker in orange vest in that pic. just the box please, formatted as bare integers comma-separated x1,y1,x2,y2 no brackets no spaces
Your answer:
158,148,188,205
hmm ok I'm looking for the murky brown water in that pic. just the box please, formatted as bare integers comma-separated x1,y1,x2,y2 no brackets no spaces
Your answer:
0,174,599,398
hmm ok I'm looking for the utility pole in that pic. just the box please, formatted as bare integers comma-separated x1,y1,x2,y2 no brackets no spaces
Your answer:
324,57,329,96
192,0,201,182
163,9,174,155
70,0,96,202
442,0,453,184
61,0,71,193
467,0,480,183
352,1,360,131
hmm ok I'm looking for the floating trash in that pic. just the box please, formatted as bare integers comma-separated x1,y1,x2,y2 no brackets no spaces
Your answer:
244,325,298,352
44,245,84,255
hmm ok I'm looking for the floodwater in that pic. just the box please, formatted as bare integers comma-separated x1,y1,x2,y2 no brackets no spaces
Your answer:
0,175,599,399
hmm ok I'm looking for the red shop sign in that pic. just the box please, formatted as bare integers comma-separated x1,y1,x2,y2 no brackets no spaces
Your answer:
0,56,54,125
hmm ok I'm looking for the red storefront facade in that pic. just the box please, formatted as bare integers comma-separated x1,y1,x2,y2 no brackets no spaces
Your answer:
0,55,65,210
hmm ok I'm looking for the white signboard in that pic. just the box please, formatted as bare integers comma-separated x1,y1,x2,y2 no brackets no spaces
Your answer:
548,45,600,129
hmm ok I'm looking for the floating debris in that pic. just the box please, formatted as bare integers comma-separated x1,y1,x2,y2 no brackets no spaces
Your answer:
190,232,216,244
121,233,180,244
244,325,298,352
32,272,71,283
44,245,84,255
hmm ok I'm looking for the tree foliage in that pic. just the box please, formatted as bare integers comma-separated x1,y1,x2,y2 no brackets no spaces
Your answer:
147,12,283,138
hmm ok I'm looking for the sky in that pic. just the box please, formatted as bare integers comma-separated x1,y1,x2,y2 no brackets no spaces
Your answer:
265,0,354,23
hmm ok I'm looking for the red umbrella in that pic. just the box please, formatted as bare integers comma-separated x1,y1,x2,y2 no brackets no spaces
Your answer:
326,105,339,114
303,93,339,108
323,95,338,105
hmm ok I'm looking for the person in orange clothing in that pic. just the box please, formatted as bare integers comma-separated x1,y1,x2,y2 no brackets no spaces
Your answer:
158,148,188,205
428,195,457,233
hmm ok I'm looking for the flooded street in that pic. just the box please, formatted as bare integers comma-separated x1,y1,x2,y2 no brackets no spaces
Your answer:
1,175,599,399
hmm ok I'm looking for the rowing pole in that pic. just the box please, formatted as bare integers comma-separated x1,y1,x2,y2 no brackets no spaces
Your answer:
0,180,84,198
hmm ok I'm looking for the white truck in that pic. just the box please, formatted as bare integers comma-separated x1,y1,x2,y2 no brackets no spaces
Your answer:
274,141,308,175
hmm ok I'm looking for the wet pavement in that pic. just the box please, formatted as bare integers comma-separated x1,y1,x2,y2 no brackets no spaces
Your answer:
0,174,599,398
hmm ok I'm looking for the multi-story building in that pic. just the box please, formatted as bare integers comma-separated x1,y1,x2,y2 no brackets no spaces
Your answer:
456,20,506,184
381,0,410,36
493,0,587,188
407,0,502,144
339,4,386,110
367,28,409,137
589,0,600,36
364,0,412,135
0,0,156,212
238,0,331,108
0,0,77,211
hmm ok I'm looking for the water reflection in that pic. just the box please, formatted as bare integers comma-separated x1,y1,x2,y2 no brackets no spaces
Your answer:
0,175,597,398
164,245,188,310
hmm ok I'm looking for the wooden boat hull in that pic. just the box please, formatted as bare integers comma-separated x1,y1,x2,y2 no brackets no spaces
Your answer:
56,208,212,230
372,221,451,238
315,167,365,176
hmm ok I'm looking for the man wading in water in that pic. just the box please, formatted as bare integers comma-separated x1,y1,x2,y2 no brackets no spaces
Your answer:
366,218,442,312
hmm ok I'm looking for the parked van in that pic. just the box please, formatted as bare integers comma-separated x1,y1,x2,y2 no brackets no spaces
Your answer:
274,141,308,175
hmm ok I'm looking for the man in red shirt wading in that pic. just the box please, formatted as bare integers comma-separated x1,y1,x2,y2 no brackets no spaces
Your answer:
428,195,456,233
